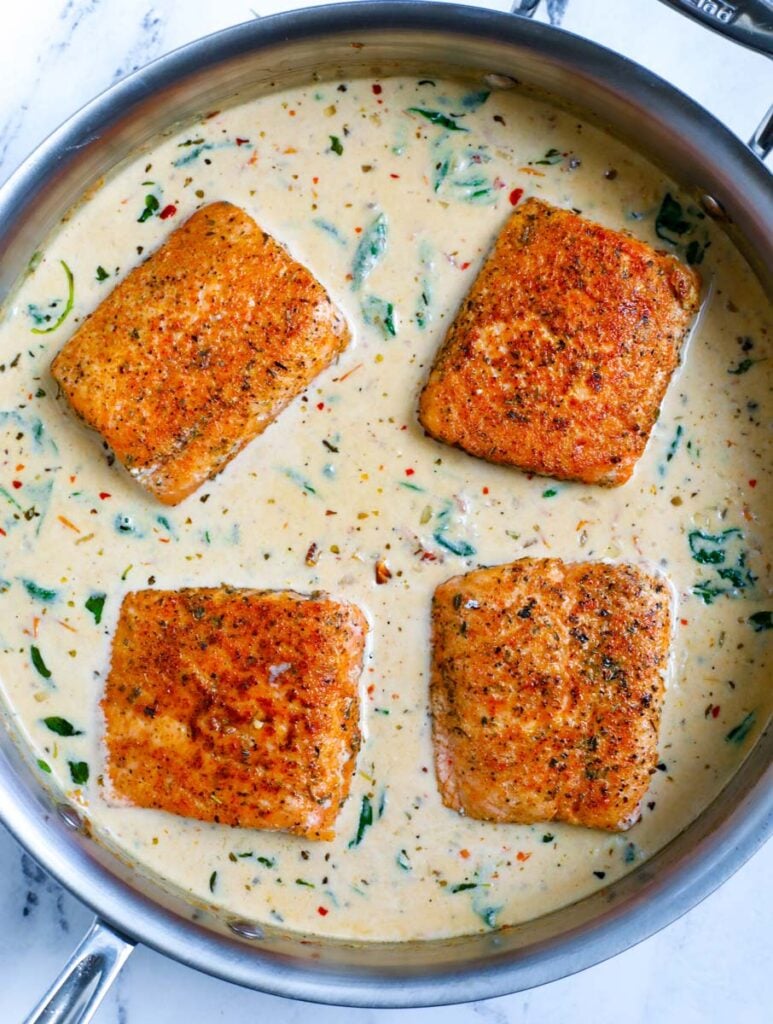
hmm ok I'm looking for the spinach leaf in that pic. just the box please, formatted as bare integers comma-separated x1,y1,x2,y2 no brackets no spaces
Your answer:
352,213,388,290
406,108,468,132
44,716,82,737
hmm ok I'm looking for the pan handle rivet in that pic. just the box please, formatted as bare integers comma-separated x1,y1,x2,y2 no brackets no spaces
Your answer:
56,803,83,831
700,194,729,222
229,920,265,940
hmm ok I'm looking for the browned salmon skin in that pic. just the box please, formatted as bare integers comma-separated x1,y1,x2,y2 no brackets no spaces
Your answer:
430,559,672,831
419,198,700,486
102,587,367,839
52,202,351,504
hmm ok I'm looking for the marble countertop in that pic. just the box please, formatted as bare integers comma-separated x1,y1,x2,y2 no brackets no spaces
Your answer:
0,1,770,1021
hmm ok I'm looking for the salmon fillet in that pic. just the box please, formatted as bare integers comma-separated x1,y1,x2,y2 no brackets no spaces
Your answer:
430,559,672,831
418,198,700,486
102,587,366,839
52,202,350,504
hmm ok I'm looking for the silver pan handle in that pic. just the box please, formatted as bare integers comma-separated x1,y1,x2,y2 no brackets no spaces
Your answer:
23,919,135,1024
655,0,773,57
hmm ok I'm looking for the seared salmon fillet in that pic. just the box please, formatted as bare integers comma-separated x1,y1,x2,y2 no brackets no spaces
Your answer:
102,587,366,839
418,198,700,486
52,202,350,504
430,559,672,831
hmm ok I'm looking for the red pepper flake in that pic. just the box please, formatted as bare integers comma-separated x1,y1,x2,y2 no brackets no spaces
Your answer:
312,176,319,184
367,683,375,695
235,137,250,146
459,848,470,859
516,851,531,862
316,402,325,411
405,468,415,476
509,187,524,206
0,527,5,536
159,204,177,220
11,480,22,489
712,705,721,718
680,618,688,626
354,226,362,234
482,486,489,495
98,491,111,500
749,479,757,488
460,261,471,270
317,906,329,916
372,83,383,95
389,173,400,179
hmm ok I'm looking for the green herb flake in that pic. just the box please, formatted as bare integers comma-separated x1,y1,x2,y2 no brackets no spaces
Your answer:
535,147,563,166
68,760,89,785
30,645,52,679
30,260,75,335
137,194,160,223
95,266,110,281
37,758,52,774
295,878,315,888
22,579,58,602
542,833,555,843
209,870,217,893
348,795,374,848
43,716,82,737
361,294,397,337
727,358,758,375
256,855,276,868
459,89,490,111
352,213,388,290
85,593,106,624
329,135,344,156
434,532,476,558
748,611,772,632
396,849,411,871
655,192,691,244
406,107,468,132
451,882,478,893
542,488,557,498
688,528,741,565
726,712,755,746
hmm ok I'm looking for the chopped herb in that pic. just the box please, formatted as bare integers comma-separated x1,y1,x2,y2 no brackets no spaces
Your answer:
37,759,51,774
542,833,554,843
30,645,52,679
748,611,772,632
352,212,388,290
593,870,606,880
542,488,557,498
655,192,690,244
348,795,374,848
43,716,82,737
396,849,411,871
85,593,106,624
313,218,347,246
209,870,217,893
416,241,433,328
406,108,468,131
329,135,344,155
30,260,74,335
727,358,758,375
282,468,317,496
688,528,742,565
256,856,276,868
22,579,58,602
95,265,110,281
137,194,160,223
476,906,500,929
451,882,478,893
535,147,563,165
666,424,683,462
172,143,215,167
459,89,490,111
295,878,315,888
399,481,424,493
685,239,707,265
726,712,755,745
361,294,397,337
68,760,89,785
624,843,638,863
434,532,476,557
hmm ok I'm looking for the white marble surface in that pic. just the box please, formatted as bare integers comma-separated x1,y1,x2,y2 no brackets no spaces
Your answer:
0,1,771,1021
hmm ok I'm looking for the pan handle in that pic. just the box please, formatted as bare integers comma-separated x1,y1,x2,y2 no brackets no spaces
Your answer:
23,918,134,1024
655,0,773,57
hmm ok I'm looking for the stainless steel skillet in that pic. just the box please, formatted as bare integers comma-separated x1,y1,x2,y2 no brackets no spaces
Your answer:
0,2,770,1019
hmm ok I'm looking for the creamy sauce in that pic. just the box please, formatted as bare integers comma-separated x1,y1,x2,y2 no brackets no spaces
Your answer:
0,77,770,942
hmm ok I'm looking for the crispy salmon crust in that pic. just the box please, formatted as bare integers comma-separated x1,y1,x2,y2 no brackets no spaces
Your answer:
51,202,350,504
418,198,701,486
430,559,672,831
102,587,366,839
